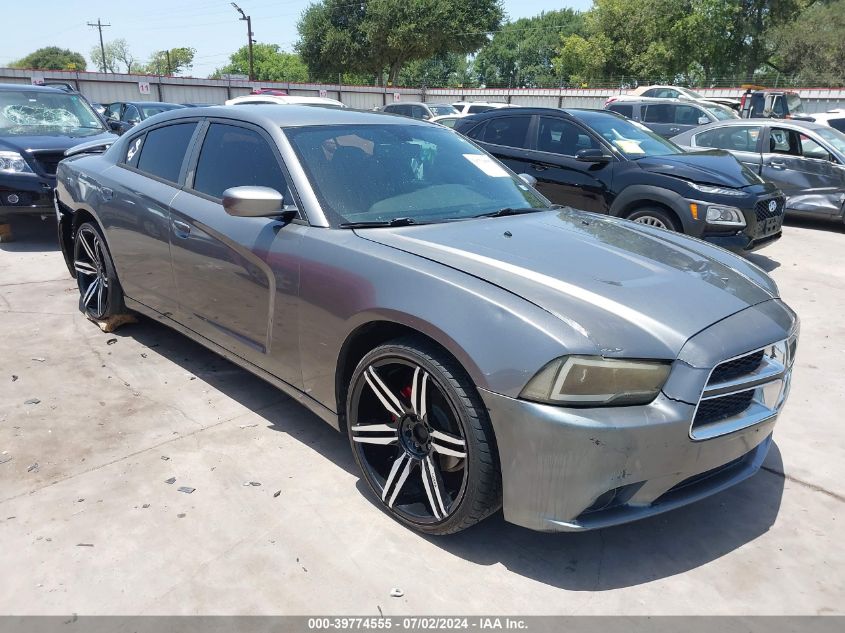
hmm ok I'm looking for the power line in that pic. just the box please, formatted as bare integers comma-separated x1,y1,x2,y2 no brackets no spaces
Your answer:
87,18,112,72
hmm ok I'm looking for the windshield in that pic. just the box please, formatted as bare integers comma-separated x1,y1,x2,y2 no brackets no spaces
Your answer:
571,110,683,158
704,104,738,120
815,127,845,155
285,123,547,225
0,90,104,135
429,105,458,116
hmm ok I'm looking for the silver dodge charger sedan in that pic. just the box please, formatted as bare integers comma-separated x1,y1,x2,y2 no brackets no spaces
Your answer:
54,106,798,534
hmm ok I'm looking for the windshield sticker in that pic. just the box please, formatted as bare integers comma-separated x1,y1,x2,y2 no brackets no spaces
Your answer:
614,139,645,154
2,104,80,128
463,153,509,177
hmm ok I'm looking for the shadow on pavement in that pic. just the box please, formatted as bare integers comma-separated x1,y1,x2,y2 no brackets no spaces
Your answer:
93,297,785,593
784,215,845,234
0,215,60,253
746,252,781,272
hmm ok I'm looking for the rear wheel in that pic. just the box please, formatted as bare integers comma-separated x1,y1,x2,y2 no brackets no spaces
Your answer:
626,207,680,231
73,222,125,320
347,338,501,535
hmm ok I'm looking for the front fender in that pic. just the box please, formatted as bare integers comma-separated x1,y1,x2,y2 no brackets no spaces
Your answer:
609,184,696,234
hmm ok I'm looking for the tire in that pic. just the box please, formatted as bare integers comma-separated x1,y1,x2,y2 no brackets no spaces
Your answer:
73,222,125,320
626,206,680,231
346,337,501,535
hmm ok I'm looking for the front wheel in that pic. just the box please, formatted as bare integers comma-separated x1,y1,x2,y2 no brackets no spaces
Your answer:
626,207,680,231
73,222,125,320
347,338,501,535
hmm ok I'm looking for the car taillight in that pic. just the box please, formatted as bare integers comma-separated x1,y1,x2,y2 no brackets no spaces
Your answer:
605,97,617,107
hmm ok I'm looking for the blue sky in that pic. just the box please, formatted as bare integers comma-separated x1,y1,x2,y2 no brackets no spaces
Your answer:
2,0,592,77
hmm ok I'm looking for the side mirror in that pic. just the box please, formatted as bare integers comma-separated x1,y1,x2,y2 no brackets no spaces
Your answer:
107,120,123,133
518,173,537,187
222,186,294,221
575,148,611,163
698,116,709,125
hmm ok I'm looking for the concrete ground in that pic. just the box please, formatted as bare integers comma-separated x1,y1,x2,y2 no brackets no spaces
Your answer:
0,215,843,616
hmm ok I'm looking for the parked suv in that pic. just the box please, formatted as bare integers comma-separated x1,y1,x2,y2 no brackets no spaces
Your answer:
453,107,785,253
607,85,740,110
381,102,458,120
606,98,737,138
0,83,115,218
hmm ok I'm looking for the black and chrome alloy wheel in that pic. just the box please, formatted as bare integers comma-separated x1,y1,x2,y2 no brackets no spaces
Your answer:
347,339,501,534
73,222,124,320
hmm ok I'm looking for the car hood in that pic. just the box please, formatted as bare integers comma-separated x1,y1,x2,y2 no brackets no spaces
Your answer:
635,150,760,188
0,128,116,152
357,209,778,359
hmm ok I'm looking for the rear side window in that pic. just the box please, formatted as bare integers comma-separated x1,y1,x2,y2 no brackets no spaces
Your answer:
135,122,197,183
474,116,531,149
192,123,288,200
643,104,673,123
607,104,633,118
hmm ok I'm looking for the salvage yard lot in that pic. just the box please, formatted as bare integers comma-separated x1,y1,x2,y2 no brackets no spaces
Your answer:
0,216,843,615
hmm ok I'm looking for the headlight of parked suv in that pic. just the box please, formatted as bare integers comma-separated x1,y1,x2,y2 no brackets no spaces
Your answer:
688,182,745,197
706,205,746,226
0,151,33,174
520,356,671,406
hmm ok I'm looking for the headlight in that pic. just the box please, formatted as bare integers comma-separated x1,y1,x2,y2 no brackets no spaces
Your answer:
520,356,672,407
0,151,33,174
688,182,745,197
706,205,746,226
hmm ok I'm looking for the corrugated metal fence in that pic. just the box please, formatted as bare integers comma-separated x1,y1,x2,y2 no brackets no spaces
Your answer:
3,67,845,113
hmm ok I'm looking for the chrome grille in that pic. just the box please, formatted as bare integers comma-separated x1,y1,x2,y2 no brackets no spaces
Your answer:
690,336,797,441
31,151,64,176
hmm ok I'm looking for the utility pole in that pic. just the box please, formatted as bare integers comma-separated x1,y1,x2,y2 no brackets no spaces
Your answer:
165,50,172,76
87,18,112,73
231,3,254,81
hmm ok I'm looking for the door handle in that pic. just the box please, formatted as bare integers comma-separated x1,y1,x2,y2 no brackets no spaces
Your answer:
531,163,549,172
172,219,191,238
770,160,785,169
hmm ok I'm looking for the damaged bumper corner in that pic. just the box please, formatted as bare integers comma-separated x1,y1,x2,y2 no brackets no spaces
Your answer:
480,387,776,532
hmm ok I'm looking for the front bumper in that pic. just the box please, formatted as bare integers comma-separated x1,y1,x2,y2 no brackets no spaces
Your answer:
484,299,796,532
694,193,785,254
0,173,55,217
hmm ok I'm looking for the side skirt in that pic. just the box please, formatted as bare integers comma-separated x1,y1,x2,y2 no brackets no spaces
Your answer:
124,296,341,431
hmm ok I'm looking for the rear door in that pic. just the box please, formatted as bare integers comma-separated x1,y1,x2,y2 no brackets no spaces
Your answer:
95,120,200,317
641,103,676,137
692,124,764,173
464,114,534,176
168,120,303,385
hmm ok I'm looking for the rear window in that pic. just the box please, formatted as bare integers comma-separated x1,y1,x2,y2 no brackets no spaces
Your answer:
472,116,531,149
828,118,845,133
135,122,197,183
607,104,634,118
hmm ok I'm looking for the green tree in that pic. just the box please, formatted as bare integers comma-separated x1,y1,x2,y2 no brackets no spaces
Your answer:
10,47,86,71
90,39,138,73
297,0,503,86
769,0,845,85
212,44,309,82
474,9,585,87
552,34,608,86
398,53,476,87
143,47,196,76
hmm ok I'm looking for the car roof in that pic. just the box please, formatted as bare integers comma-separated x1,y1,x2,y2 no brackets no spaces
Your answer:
0,82,74,94
609,97,710,106
226,94,344,106
141,103,433,129
681,118,828,132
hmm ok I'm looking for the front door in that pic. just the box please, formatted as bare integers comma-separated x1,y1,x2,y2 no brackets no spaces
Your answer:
762,127,845,215
168,121,302,386
525,116,613,213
